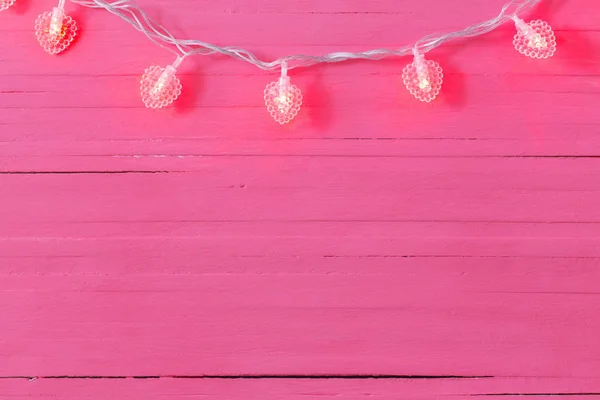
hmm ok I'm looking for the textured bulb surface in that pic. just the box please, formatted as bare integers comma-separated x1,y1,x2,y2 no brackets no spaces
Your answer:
35,8,77,55
0,0,16,11
513,19,556,59
403,58,443,102
264,76,302,124
140,65,182,109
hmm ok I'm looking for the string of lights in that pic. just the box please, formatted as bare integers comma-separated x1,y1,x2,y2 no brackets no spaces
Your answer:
1,0,556,124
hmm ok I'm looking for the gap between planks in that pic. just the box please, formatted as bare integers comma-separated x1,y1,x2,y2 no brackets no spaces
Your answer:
0,374,491,380
1,376,599,397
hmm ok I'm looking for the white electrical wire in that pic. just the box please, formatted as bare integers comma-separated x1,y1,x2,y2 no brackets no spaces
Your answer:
69,0,543,71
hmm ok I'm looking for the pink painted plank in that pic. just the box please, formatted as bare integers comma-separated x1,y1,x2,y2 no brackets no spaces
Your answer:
1,268,599,376
2,173,600,224
4,151,600,183
2,377,600,399
0,253,597,276
1,157,600,194
2,235,600,259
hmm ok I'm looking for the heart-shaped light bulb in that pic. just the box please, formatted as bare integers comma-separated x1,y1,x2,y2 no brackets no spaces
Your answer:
35,4,77,55
512,17,556,59
0,0,16,11
402,48,443,102
264,62,302,124
140,64,183,109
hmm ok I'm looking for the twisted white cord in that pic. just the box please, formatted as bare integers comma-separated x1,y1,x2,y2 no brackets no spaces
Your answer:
70,0,542,71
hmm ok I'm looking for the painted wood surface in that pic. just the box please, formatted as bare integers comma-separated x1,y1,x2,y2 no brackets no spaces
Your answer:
1,0,600,397
2,378,600,399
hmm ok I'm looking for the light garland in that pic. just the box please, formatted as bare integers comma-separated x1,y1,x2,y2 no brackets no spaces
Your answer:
1,0,556,124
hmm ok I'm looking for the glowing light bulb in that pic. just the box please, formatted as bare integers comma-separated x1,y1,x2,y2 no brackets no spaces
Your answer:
140,57,183,109
264,61,303,124
49,7,64,37
150,68,173,96
276,92,289,111
512,17,556,59
419,77,431,92
35,0,77,55
0,0,16,11
402,47,443,102
528,33,547,49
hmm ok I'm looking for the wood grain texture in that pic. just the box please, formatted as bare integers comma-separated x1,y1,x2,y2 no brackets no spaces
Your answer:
1,0,600,397
2,378,600,399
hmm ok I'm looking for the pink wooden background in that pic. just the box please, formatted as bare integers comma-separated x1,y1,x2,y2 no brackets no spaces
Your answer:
1,0,600,398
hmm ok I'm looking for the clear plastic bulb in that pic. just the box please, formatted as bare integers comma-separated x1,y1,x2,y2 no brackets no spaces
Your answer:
0,0,16,11
512,17,556,59
264,61,303,124
140,57,183,109
528,33,548,49
402,47,443,102
418,77,431,92
49,6,64,37
35,0,77,55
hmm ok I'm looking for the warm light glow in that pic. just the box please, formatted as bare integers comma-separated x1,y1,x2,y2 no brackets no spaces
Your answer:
150,68,173,97
264,64,302,124
276,93,290,113
151,82,165,96
49,8,63,37
35,4,77,55
528,33,547,49
23,0,558,119
403,48,443,102
512,17,556,59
